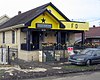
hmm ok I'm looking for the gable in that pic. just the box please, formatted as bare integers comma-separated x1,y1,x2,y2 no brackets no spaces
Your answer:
0,2,89,31
46,5,89,31
0,15,9,25
47,5,68,21
28,11,60,29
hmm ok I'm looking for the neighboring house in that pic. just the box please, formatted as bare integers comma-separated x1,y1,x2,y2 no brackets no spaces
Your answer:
0,2,89,62
75,26,100,47
0,15,9,25
0,15,10,64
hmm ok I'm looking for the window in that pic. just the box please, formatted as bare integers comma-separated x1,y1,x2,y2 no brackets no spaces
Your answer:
2,32,5,43
93,39,100,42
85,50,93,55
81,49,93,55
12,31,15,43
93,50,100,56
45,33,47,37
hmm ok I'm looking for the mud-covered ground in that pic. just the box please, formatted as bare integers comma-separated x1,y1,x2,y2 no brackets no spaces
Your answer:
23,71,100,80
0,59,100,80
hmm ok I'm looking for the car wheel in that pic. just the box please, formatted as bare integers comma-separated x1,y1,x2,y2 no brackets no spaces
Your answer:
86,60,91,66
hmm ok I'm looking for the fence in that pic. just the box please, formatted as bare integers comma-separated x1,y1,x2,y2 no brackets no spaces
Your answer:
41,43,68,62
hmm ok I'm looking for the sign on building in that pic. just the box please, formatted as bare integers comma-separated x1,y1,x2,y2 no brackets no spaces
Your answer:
36,23,52,28
67,47,74,56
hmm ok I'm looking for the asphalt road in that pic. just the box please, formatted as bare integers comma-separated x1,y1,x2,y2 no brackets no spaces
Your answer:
23,71,100,80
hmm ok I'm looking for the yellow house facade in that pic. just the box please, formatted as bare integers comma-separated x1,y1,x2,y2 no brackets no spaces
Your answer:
0,2,89,62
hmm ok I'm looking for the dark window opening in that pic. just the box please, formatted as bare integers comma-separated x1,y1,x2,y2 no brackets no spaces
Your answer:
3,32,5,43
12,31,15,44
45,33,47,37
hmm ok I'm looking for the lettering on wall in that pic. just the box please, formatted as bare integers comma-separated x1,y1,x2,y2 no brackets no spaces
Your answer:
36,23,52,28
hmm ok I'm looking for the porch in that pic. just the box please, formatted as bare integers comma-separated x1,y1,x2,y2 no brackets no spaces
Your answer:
20,28,85,51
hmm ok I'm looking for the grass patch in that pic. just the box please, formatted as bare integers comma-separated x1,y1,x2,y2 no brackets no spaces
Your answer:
0,64,12,67
0,70,5,75
0,70,5,78
63,65,96,70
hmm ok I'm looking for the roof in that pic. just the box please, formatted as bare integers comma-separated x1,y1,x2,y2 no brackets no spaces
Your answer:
0,15,9,20
75,26,100,38
0,15,10,25
0,2,70,29
85,27,100,38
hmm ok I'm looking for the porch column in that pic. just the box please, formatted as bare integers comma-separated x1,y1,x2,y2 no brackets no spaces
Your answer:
65,32,69,48
26,29,31,51
66,32,69,42
57,31,61,50
81,31,85,48
39,32,42,50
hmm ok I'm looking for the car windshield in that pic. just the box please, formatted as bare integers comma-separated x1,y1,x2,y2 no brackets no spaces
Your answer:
80,49,93,55
80,49,89,54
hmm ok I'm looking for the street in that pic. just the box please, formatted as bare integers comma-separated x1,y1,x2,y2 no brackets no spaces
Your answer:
23,71,100,80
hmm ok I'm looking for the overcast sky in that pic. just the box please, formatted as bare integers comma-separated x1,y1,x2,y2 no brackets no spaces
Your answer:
0,0,100,27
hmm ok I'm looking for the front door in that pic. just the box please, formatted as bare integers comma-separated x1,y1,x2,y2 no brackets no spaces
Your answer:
32,31,39,50
61,32,66,45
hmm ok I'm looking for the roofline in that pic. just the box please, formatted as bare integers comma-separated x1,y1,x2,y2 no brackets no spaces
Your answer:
49,2,70,21
89,26,100,29
25,8,47,26
37,2,70,21
46,10,65,28
0,9,65,31
70,21,86,23
0,24,24,32
25,9,65,28
0,14,9,20
60,20,87,23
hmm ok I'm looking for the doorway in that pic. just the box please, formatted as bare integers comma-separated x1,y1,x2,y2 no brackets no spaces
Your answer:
32,31,39,49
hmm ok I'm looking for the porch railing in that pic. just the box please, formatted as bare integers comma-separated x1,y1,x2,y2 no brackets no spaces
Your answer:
21,43,67,51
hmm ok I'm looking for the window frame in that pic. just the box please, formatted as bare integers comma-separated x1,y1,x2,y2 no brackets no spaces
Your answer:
2,32,5,43
12,30,15,44
93,50,100,56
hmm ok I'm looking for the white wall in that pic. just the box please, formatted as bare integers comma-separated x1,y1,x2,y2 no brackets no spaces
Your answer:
5,31,12,44
0,32,2,44
44,32,56,43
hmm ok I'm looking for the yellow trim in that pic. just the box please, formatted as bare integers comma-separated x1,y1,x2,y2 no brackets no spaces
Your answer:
47,5,66,21
28,5,89,31
62,22,89,31
28,11,60,29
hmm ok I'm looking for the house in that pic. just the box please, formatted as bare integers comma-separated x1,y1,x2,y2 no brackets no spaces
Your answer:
0,2,89,62
0,15,9,25
75,26,100,47
0,15,10,64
